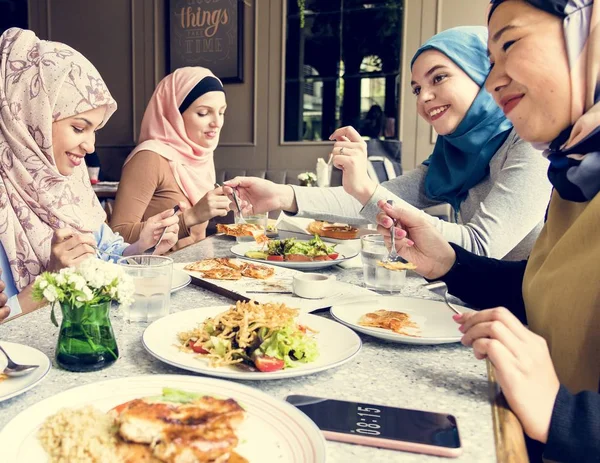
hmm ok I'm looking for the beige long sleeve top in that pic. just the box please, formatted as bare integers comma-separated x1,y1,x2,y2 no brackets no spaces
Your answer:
292,130,552,260
110,150,207,251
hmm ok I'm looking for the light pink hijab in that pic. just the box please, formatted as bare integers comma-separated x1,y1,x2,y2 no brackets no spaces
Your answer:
126,67,221,206
0,28,117,290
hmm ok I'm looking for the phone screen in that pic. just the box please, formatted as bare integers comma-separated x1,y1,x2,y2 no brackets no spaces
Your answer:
286,395,461,449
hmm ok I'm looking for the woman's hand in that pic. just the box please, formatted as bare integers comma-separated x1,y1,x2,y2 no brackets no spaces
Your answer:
0,272,9,322
135,208,180,255
329,126,377,204
185,186,231,227
48,228,96,271
224,177,297,214
456,308,560,443
375,200,456,279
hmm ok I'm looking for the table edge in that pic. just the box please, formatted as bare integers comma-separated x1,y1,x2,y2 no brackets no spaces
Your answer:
487,360,529,463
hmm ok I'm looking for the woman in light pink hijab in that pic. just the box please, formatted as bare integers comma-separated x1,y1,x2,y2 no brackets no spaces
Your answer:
111,67,231,250
0,28,180,321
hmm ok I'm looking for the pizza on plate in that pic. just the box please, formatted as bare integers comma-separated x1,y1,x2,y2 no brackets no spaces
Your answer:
185,258,274,281
359,309,420,336
216,224,269,244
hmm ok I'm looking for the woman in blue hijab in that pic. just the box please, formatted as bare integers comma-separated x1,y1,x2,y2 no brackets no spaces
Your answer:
228,26,550,260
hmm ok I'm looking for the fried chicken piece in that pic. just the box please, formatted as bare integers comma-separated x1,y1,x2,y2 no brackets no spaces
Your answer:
116,398,244,444
152,421,238,463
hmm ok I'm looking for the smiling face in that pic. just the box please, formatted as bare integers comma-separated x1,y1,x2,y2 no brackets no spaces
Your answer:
51,106,106,176
181,91,227,150
486,0,571,143
411,50,481,136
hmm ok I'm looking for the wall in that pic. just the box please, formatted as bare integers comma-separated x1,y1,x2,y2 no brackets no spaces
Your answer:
26,0,488,180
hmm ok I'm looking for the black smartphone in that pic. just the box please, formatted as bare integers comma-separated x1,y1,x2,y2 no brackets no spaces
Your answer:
285,395,462,458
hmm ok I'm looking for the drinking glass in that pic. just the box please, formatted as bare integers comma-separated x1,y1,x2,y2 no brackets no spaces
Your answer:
117,255,173,322
360,234,406,292
234,210,268,243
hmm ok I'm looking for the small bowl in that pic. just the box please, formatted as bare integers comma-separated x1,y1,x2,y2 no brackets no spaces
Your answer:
292,273,337,299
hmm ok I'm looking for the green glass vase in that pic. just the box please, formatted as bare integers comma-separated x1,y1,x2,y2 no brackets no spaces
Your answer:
55,301,119,372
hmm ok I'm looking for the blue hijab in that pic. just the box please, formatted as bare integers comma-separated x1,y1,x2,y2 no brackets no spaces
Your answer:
412,26,513,213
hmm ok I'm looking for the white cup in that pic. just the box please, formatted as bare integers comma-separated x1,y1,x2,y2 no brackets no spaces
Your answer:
292,273,337,299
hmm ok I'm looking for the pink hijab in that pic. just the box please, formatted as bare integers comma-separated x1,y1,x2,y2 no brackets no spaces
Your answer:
126,67,221,205
0,28,117,290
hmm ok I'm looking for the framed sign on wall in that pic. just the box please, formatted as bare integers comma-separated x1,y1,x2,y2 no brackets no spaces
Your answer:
168,0,243,83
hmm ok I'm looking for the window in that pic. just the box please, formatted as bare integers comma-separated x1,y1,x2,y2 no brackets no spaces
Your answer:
0,0,28,36
284,0,403,142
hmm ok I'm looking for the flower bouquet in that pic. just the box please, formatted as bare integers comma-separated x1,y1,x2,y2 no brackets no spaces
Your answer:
298,171,317,187
33,258,134,372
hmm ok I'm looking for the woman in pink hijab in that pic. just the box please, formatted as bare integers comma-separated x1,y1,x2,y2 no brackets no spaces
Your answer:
0,28,180,321
111,67,231,250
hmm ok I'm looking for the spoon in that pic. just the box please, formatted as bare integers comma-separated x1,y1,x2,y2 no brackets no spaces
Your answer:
423,281,462,315
0,345,39,377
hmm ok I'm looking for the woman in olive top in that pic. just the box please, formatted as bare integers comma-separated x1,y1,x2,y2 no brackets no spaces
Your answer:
376,1,600,462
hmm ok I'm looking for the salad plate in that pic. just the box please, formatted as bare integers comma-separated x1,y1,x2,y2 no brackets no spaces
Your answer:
143,306,362,380
0,374,327,463
0,342,51,403
330,296,474,345
230,238,358,270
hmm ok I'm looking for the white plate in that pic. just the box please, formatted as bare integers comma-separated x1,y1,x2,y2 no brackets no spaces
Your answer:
0,342,51,403
171,268,192,292
231,241,359,270
0,374,326,463
143,306,362,380
330,296,474,345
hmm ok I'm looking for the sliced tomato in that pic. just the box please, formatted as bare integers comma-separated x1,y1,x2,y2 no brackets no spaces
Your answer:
188,340,209,354
328,253,339,260
267,255,284,261
285,254,312,262
253,354,285,372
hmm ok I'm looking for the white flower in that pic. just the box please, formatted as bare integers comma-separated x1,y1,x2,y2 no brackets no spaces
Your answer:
42,285,59,302
33,258,134,307
67,274,87,291
76,286,94,302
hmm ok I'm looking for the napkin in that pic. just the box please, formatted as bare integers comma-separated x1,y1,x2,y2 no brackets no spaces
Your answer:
274,212,313,235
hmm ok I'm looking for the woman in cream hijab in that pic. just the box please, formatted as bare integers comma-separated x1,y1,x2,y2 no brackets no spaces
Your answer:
111,67,232,250
0,28,179,321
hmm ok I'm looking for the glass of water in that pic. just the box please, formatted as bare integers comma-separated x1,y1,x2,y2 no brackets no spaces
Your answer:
117,255,173,322
234,209,268,243
360,234,406,292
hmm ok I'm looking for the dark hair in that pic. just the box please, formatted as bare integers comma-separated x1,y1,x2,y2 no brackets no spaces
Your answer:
362,104,385,138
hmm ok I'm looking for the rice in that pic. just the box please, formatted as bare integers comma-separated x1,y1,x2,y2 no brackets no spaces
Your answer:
38,406,120,463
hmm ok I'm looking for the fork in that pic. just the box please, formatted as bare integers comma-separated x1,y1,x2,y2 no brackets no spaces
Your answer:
0,344,39,377
217,182,246,224
385,200,409,264
423,281,462,315
145,205,180,254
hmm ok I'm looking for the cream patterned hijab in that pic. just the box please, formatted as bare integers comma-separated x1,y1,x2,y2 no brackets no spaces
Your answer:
0,28,117,290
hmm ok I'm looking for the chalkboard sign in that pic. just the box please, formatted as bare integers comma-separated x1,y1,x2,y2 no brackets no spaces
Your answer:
168,0,243,83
